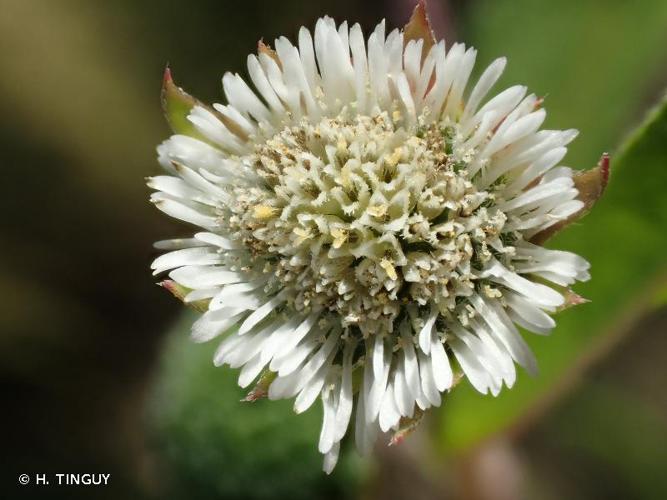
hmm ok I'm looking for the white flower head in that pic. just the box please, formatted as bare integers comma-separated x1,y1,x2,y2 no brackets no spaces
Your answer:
149,5,594,473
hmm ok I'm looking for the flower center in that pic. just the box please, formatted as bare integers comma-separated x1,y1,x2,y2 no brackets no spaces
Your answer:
222,110,511,336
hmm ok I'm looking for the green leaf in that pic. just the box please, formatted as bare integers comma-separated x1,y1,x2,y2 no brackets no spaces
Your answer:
161,66,209,139
147,314,365,500
438,94,667,452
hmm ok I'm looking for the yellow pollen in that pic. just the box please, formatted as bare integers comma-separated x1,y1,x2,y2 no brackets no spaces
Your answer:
339,163,353,189
330,227,348,249
367,204,388,218
253,205,278,219
337,136,348,152
380,258,398,281
293,227,313,245
385,147,403,167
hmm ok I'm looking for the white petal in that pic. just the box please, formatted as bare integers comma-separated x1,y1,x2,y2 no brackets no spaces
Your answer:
333,341,355,441
294,352,335,414
322,441,340,475
151,247,222,275
430,333,453,392
462,57,506,121
379,381,401,432
237,352,267,388
152,198,218,230
470,294,538,375
169,265,247,289
417,350,441,407
450,337,492,394
418,309,438,353
238,293,286,335
318,379,338,453
192,308,245,343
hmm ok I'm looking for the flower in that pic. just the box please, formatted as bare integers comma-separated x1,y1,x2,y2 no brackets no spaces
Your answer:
149,4,598,473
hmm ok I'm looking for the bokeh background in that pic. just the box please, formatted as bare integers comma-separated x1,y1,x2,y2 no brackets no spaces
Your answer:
2,0,667,499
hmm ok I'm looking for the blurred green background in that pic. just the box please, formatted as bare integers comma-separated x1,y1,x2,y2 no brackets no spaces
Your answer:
1,0,666,499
